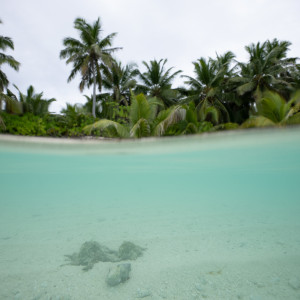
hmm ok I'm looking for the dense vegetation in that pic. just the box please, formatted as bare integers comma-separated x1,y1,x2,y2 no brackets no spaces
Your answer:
1,17,300,138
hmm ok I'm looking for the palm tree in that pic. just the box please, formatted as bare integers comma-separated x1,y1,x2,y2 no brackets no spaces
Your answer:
182,55,231,124
136,59,182,107
14,85,56,115
102,61,139,106
82,94,106,117
289,64,300,91
232,39,297,100
60,102,92,131
0,19,20,112
2,88,22,114
241,90,300,127
153,102,198,136
211,51,236,77
83,92,186,138
61,102,89,117
60,17,121,117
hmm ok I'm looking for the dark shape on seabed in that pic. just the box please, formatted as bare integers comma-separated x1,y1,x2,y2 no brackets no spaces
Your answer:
118,241,145,260
64,241,119,271
106,263,131,286
63,240,145,271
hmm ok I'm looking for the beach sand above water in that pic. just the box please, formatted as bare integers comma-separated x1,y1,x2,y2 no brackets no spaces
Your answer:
0,130,300,300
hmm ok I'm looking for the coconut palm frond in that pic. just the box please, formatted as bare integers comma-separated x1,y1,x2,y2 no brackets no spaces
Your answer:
214,99,230,122
10,85,55,115
130,93,152,125
1,92,23,114
289,90,300,104
241,116,275,128
147,96,164,120
236,81,256,96
200,105,219,124
60,17,120,117
83,119,129,137
130,118,150,138
152,105,186,136
285,112,300,125
0,115,5,130
214,122,239,131
283,102,300,122
257,91,287,123
138,59,181,107
0,22,20,91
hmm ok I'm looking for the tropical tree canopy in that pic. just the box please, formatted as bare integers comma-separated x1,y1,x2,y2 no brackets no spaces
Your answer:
102,61,139,105
60,17,121,117
0,19,20,120
182,54,233,124
241,90,300,127
232,39,297,99
2,22,300,139
14,85,56,115
83,92,189,138
0,19,20,93
136,59,182,108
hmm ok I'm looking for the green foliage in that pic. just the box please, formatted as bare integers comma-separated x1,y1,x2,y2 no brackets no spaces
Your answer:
0,115,5,130
84,92,239,138
137,59,182,107
0,20,20,93
241,90,300,128
241,116,275,128
84,93,157,138
0,110,95,137
14,85,55,115
213,122,239,131
152,105,187,136
44,112,95,137
1,90,22,114
198,121,214,133
182,54,232,124
2,34,300,139
232,39,297,100
83,119,129,138
102,61,138,105
103,101,130,124
130,93,153,125
0,113,46,135
60,17,121,117
130,118,151,138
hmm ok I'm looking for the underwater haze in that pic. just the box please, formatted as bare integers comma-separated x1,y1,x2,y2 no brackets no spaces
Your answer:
0,129,300,300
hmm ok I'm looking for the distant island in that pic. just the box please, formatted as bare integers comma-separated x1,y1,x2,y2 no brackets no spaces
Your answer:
1,17,300,138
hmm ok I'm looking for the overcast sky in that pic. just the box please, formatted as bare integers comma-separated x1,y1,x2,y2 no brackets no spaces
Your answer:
1,0,300,113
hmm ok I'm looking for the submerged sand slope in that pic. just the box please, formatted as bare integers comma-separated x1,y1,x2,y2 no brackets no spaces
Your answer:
1,128,300,299
0,210,299,299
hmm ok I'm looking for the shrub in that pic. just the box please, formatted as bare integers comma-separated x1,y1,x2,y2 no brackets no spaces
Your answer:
0,112,46,135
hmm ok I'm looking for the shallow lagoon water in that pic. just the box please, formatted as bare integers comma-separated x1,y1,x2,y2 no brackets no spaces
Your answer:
0,129,300,300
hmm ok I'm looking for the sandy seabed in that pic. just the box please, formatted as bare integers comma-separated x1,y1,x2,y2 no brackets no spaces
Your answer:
0,205,300,300
1,131,300,299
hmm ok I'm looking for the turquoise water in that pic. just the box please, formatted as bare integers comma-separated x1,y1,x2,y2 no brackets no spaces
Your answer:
0,129,300,299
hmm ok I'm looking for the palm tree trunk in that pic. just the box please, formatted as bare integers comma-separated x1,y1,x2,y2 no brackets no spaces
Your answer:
0,90,3,112
92,64,96,118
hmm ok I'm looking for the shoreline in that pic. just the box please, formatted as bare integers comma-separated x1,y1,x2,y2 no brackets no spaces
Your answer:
1,125,299,143
1,127,300,156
